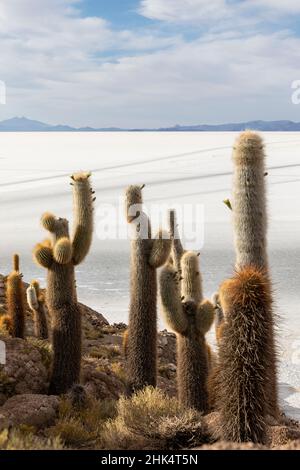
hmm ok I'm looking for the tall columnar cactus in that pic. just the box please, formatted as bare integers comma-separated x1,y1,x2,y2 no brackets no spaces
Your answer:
6,253,25,339
26,280,48,340
216,267,273,443
125,185,171,392
231,131,278,418
33,172,94,395
232,131,267,269
159,251,214,412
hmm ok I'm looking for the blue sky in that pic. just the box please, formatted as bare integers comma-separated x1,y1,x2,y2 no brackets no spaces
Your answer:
82,0,150,28
0,0,300,127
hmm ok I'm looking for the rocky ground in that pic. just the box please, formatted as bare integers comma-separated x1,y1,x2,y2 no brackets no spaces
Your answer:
0,273,299,450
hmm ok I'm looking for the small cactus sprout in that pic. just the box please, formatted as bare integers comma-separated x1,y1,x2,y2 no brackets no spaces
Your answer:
125,185,171,392
13,253,20,271
33,172,94,395
6,253,25,339
231,131,278,418
26,280,48,340
159,251,214,412
217,267,275,443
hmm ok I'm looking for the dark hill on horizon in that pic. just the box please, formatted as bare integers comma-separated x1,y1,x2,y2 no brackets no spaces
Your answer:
1,116,300,132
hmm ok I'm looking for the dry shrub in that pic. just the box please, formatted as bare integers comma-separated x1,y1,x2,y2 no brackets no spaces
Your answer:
0,428,64,450
111,362,127,383
47,417,92,447
102,387,211,450
47,395,117,449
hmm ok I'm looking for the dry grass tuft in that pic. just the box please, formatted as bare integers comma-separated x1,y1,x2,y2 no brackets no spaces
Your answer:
47,395,117,449
0,428,64,450
102,387,211,450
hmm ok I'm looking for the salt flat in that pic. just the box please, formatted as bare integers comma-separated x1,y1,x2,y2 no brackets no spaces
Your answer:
0,131,299,418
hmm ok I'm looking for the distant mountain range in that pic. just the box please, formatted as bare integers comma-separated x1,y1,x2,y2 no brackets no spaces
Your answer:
1,116,300,132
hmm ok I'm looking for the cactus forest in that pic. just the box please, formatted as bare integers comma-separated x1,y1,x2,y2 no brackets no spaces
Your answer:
0,131,299,451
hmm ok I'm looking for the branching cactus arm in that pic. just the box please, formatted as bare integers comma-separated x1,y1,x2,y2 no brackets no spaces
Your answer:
196,299,215,335
149,229,171,268
125,184,143,223
53,237,73,265
180,251,203,303
159,264,188,334
33,240,54,268
71,172,94,266
168,209,184,272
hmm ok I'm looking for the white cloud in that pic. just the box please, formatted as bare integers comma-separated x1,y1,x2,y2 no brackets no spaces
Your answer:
139,0,230,23
252,0,300,13
139,0,300,24
0,0,300,127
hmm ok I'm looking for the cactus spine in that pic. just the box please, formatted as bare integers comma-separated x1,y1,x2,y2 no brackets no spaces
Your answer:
159,251,214,411
33,172,94,394
26,280,48,339
231,131,278,418
217,267,273,443
6,253,25,339
125,185,171,392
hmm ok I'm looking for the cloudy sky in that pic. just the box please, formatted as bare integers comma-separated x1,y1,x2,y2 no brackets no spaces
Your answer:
0,0,300,127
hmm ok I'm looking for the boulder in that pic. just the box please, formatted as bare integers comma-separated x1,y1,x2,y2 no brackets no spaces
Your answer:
81,357,126,400
0,336,48,402
0,394,59,431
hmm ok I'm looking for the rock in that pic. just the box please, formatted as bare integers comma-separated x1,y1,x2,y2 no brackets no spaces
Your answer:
80,303,109,328
81,357,126,400
100,334,123,346
0,394,59,431
0,336,48,401
268,423,300,447
157,375,177,397
112,323,127,330
157,330,176,365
